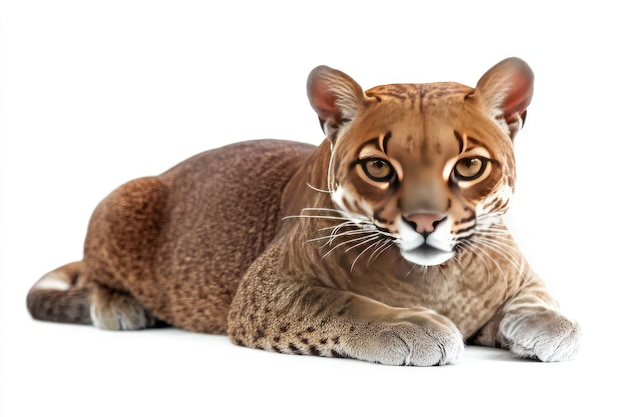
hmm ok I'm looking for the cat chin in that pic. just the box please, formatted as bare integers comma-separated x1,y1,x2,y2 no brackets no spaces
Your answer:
400,245,454,267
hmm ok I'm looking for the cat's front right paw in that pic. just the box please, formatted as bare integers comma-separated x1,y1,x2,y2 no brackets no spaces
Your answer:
338,311,465,366
384,320,464,366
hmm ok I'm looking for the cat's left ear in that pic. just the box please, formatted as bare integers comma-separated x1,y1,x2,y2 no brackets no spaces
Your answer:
472,57,534,140
307,65,365,143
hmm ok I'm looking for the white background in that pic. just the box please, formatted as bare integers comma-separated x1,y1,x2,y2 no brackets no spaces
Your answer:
2,1,624,416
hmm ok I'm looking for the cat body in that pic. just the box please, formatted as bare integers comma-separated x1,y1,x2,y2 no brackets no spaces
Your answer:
27,58,581,365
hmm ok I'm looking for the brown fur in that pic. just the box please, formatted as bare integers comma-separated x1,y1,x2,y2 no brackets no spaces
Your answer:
27,58,580,365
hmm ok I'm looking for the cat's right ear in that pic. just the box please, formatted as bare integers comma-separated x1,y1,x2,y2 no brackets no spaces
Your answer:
307,66,364,143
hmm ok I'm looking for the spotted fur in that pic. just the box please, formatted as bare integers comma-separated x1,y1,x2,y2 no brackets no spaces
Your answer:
27,58,580,365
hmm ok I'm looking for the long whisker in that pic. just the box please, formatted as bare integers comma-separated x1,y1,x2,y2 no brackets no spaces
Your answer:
457,241,494,285
368,239,396,265
306,182,332,194
284,205,401,268
350,237,387,272
322,233,378,258
459,233,520,302
472,234,519,253
283,214,356,221
307,228,373,244
467,239,512,301
301,207,350,214
342,234,381,253
471,233,523,268
466,241,508,280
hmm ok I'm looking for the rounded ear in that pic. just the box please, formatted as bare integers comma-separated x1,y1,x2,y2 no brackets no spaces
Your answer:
307,66,365,142
473,57,534,140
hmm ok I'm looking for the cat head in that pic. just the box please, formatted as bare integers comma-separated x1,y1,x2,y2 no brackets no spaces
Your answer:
307,58,533,266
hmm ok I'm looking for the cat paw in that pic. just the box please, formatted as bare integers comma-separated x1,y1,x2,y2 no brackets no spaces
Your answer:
90,286,155,330
501,310,581,362
343,312,465,366
386,320,464,366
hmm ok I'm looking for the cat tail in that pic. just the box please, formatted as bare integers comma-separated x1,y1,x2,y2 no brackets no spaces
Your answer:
26,261,92,325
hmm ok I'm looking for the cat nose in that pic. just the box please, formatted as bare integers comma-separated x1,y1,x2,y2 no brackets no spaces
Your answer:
404,213,447,235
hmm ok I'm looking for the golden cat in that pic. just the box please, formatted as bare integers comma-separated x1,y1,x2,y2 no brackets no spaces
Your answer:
27,57,580,365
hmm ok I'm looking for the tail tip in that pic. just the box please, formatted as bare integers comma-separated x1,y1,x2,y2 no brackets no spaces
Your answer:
32,271,72,292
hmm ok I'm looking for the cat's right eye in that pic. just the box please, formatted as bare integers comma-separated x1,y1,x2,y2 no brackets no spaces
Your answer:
360,158,395,182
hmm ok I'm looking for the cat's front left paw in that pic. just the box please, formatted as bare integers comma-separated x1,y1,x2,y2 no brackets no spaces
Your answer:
500,310,581,362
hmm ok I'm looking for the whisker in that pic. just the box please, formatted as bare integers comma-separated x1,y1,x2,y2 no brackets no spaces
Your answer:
317,222,356,233
436,264,452,281
470,234,522,267
470,241,507,277
422,265,429,281
301,207,349,214
307,228,373,243
306,182,332,194
350,237,386,272
471,235,519,253
322,233,378,258
464,236,522,282
344,235,381,253
282,214,355,221
463,240,512,302
404,263,418,280
283,205,400,268
457,241,496,285
368,239,396,265
317,219,354,231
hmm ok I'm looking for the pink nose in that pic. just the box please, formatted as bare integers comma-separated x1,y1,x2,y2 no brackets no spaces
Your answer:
405,213,446,234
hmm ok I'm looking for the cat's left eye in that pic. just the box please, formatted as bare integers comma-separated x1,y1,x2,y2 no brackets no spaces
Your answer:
453,157,488,181
360,158,395,182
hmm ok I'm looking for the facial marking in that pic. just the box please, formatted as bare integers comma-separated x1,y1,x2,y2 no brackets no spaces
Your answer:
328,87,512,268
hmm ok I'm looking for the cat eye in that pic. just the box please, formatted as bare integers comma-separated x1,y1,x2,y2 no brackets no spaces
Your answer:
360,158,395,182
453,157,488,181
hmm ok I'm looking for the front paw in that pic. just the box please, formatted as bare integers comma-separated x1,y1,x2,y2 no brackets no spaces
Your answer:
500,310,581,362
383,319,465,366
340,311,465,366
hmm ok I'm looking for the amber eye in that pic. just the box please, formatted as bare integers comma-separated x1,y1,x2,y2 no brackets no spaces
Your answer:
360,158,395,182
453,157,488,181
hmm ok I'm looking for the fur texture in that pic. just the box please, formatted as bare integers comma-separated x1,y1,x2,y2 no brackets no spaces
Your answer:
27,58,580,365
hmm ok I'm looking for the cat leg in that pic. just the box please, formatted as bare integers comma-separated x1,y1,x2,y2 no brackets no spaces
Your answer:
228,266,464,366
498,280,581,361
471,278,581,362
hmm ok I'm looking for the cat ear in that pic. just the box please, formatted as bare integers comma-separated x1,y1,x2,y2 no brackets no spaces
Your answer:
307,65,365,143
473,57,534,140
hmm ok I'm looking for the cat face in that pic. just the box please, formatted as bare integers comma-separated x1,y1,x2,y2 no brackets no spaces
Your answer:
307,59,532,266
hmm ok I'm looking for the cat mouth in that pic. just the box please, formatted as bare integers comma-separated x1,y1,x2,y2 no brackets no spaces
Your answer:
400,244,454,266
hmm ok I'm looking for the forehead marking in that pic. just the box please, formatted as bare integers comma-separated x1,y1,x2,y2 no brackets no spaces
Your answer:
453,131,489,155
466,135,486,148
453,131,464,154
356,132,392,156
356,137,381,156
381,131,392,154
